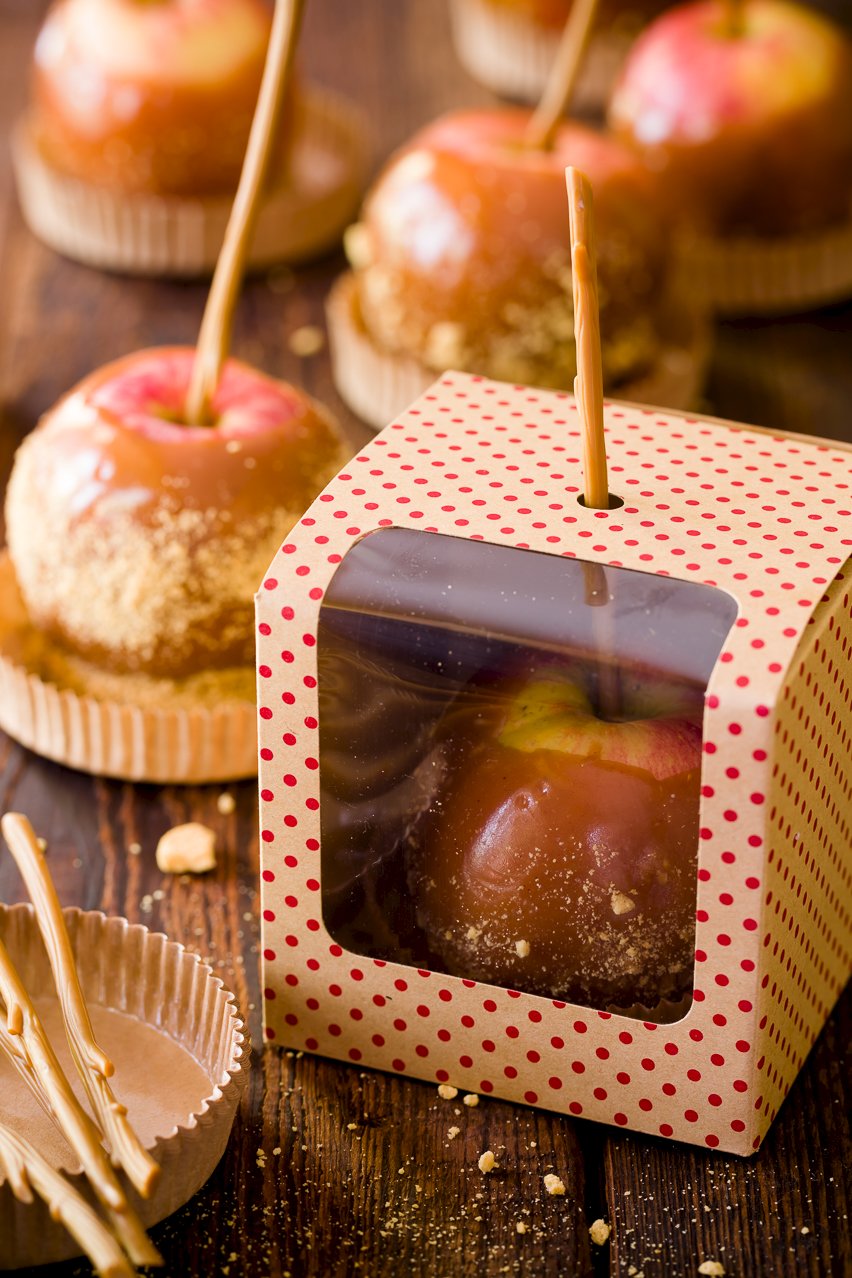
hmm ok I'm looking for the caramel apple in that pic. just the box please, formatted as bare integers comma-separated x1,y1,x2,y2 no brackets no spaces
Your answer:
5,347,347,680
608,0,852,237
410,669,703,1009
30,0,294,197
343,109,668,395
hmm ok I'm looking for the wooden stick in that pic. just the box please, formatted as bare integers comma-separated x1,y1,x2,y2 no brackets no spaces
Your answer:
525,0,599,150
581,560,621,721
565,166,608,510
724,0,746,37
2,814,159,1200
185,0,305,424
0,1121,134,1278
0,934,161,1267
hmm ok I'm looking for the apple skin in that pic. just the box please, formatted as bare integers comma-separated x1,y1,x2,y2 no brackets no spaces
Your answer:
608,0,852,236
352,109,668,392
31,0,295,195
5,347,346,678
410,673,702,1008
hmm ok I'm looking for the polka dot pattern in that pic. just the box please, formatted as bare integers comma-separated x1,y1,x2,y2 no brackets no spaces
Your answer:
257,373,852,1157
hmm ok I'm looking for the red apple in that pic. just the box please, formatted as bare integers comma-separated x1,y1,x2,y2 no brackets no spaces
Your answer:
348,108,668,393
5,347,346,678
608,0,852,236
30,0,296,195
410,669,703,1009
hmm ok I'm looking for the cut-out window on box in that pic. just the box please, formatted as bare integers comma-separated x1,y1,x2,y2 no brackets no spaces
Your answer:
318,528,737,1022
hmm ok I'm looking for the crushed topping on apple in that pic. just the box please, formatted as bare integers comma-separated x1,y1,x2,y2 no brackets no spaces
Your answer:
515,939,531,958
543,1173,566,1196
611,890,637,916
155,822,216,875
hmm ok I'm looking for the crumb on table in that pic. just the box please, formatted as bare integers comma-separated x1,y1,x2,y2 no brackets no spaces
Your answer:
437,1083,458,1101
478,1150,496,1173
543,1173,566,1196
698,1263,726,1276
589,1219,611,1245
155,822,216,875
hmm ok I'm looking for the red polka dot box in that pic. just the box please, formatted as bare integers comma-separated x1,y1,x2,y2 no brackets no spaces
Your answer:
256,371,851,1156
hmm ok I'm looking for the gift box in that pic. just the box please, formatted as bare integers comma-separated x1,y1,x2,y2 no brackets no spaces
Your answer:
257,371,851,1155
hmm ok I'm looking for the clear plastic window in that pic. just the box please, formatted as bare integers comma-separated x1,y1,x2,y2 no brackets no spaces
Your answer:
318,529,736,1020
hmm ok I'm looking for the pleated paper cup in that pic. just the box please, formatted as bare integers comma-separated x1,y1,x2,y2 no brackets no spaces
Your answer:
449,0,631,111
12,85,368,278
0,553,257,784
0,904,249,1270
327,270,710,432
675,214,852,316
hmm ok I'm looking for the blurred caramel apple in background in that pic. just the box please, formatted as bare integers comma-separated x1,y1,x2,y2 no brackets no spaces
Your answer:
335,109,676,400
30,0,294,196
410,667,703,1010
5,347,346,681
608,0,852,237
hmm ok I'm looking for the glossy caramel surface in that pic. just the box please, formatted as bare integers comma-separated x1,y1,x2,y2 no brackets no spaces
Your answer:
5,348,346,677
31,0,294,194
609,0,852,235
356,109,667,390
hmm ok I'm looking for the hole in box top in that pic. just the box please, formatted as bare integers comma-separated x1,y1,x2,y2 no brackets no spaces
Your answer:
317,528,737,1022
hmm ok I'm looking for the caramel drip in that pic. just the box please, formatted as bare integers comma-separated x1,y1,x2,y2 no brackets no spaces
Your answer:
566,167,609,511
0,1120,133,1278
0,930,160,1267
186,0,306,424
525,0,599,150
2,814,159,1200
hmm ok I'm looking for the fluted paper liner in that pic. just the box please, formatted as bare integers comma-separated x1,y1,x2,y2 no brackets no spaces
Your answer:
0,554,256,783
674,213,852,316
449,0,631,110
327,270,710,431
12,85,367,278
0,904,248,1269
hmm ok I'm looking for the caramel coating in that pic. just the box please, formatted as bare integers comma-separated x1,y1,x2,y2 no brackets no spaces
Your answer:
352,110,668,392
410,674,702,1009
608,0,852,237
30,0,294,195
5,347,347,679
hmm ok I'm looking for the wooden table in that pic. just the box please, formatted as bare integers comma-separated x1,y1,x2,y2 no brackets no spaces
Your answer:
0,2,850,1275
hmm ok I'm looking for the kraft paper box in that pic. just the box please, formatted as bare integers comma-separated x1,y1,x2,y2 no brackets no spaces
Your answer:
257,372,851,1156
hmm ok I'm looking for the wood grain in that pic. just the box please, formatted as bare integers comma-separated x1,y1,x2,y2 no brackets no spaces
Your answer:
0,2,849,1276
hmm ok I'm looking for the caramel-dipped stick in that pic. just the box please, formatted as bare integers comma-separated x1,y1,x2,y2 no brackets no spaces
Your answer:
525,0,599,150
724,0,746,38
185,0,305,424
0,1121,134,1278
0,935,161,1267
566,166,608,510
2,814,159,1200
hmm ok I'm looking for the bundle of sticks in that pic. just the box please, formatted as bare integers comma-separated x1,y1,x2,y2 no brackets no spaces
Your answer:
0,812,162,1277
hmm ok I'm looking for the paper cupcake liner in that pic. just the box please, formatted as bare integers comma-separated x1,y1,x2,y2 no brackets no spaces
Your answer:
12,84,368,278
327,270,710,432
674,213,852,316
0,553,257,783
449,0,631,111
0,903,249,1269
